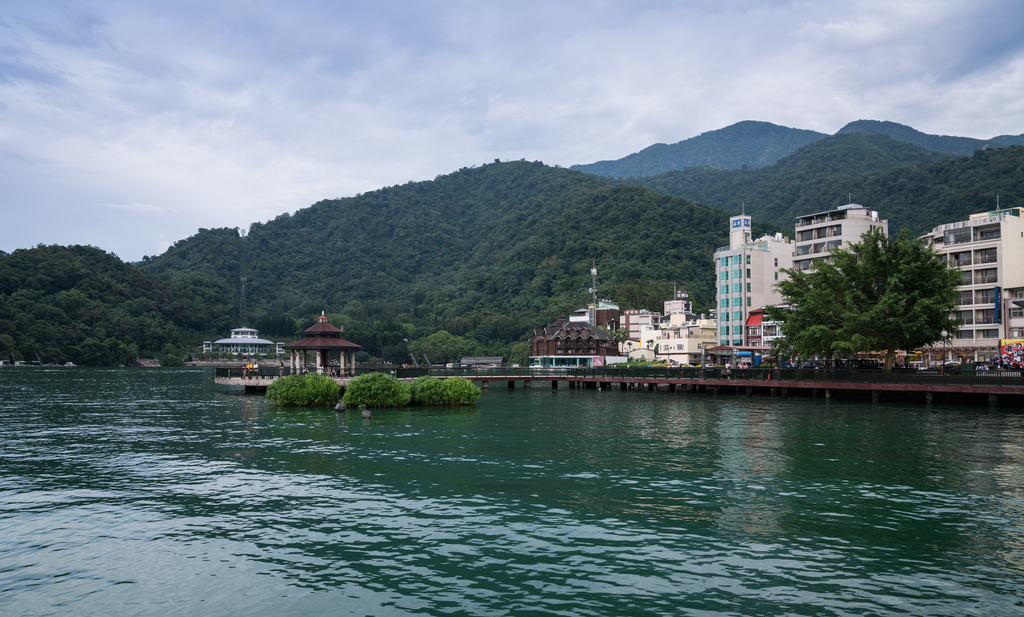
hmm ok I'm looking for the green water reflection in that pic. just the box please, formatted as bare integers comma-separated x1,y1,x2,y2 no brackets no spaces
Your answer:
1,368,1021,616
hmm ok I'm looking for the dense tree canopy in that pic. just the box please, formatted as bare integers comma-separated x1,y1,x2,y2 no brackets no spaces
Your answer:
139,161,748,363
0,245,235,366
614,137,1024,238
766,229,962,369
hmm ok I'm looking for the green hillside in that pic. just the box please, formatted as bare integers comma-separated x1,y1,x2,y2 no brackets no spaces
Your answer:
0,244,235,366
610,136,1024,234
571,121,827,177
140,161,767,363
572,119,1024,180
837,119,1024,156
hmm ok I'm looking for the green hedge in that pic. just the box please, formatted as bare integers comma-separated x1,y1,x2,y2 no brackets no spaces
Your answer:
342,372,412,408
441,377,481,405
265,373,340,406
410,376,447,405
410,375,481,405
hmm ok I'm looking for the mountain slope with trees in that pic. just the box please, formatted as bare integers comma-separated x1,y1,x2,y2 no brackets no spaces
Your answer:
610,136,1024,235
572,119,1024,179
836,120,1024,156
139,162,768,364
0,244,236,365
571,121,827,177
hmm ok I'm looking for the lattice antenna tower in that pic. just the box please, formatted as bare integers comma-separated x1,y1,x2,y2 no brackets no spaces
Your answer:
238,227,248,327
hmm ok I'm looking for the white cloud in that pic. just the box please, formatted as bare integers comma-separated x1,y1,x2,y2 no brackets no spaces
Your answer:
1,0,1023,260
101,202,168,215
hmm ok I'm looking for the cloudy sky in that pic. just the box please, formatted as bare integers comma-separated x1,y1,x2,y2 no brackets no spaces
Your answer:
2,0,1023,261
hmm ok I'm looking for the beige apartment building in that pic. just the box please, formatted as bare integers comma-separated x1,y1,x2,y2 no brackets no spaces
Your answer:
793,204,888,271
638,316,718,366
920,208,1024,363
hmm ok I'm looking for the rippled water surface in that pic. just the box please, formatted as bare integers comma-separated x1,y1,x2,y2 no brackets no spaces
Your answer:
1,368,1023,615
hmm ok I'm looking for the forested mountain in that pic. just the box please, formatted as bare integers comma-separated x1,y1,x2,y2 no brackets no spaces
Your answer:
836,120,1024,156
572,119,1024,179
612,137,1024,235
571,121,827,177
0,245,235,366
139,161,767,364
8,124,1022,367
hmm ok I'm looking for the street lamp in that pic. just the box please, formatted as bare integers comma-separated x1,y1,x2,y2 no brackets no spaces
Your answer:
941,329,949,366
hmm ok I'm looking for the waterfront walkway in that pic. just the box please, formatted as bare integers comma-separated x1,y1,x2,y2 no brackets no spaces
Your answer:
215,366,1024,407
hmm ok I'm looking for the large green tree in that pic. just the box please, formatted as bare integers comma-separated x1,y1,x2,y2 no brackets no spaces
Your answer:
767,228,961,369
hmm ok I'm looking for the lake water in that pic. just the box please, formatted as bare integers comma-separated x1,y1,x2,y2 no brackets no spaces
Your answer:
1,368,1022,616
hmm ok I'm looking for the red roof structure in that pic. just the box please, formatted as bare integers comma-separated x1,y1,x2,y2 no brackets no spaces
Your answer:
283,313,362,375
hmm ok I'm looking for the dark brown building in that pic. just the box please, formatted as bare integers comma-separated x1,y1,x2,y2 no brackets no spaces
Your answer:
529,315,619,368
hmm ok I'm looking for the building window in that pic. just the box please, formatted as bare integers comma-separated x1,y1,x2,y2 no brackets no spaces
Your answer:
746,268,751,278
958,310,974,325
747,297,751,307
977,248,997,264
958,290,973,305
975,269,998,285
1011,307,1024,318
1011,328,1024,337
732,255,741,265
978,329,999,339
960,270,973,285
732,283,741,293
774,272,778,281
976,309,996,324
955,330,974,340
774,258,778,267
944,228,972,245
976,227,1001,241
746,255,751,264
746,283,751,292
723,298,730,308
976,289,996,305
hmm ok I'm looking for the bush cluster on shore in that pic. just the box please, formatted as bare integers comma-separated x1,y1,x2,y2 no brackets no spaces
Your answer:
265,373,340,406
341,373,481,408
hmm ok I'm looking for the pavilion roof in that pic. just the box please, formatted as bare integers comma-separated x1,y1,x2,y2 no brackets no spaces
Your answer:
284,337,363,351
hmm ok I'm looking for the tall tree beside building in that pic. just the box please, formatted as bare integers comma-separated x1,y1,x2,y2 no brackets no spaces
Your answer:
767,229,961,369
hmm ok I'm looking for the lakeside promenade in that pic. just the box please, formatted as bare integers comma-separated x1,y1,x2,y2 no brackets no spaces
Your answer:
214,366,1024,407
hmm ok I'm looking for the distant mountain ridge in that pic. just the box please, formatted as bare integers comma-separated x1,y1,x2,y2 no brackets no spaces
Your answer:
836,120,1024,156
611,135,1024,238
571,121,827,177
573,119,1024,178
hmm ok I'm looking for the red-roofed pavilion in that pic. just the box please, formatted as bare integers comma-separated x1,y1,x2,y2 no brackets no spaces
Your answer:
284,313,363,376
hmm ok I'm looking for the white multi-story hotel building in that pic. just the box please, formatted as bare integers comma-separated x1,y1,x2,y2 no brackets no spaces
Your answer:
793,204,888,271
714,214,793,346
920,208,1024,363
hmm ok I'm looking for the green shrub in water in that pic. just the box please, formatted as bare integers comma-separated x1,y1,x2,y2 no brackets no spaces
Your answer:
342,372,411,408
410,375,446,405
442,376,481,405
304,373,341,405
265,373,340,406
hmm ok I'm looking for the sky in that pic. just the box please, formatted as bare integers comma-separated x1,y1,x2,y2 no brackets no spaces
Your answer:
1,1,1023,262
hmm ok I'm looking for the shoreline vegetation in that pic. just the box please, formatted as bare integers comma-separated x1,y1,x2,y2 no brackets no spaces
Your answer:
342,373,482,408
265,372,482,408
